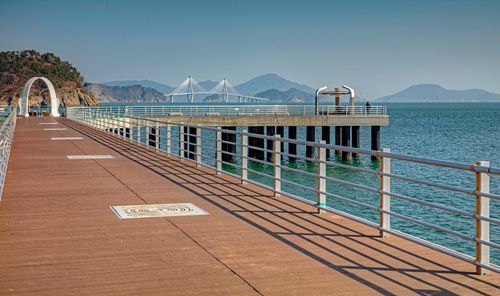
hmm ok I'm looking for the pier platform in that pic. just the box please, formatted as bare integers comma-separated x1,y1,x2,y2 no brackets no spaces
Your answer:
152,114,388,127
0,117,498,295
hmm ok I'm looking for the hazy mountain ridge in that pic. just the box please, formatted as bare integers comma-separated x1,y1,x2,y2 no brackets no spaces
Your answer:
103,73,315,97
377,84,500,102
99,77,500,103
199,80,219,90
104,80,173,94
86,83,167,102
234,73,315,95
254,88,313,102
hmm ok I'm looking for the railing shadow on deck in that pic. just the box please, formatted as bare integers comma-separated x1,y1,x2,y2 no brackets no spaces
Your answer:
60,118,498,296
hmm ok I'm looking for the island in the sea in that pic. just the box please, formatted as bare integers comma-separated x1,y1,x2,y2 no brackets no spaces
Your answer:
377,84,500,102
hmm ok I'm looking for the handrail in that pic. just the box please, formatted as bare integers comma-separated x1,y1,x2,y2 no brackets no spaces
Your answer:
79,104,387,117
0,109,17,200
67,106,499,274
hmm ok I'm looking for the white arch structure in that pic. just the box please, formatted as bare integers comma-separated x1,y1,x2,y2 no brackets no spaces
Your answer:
19,77,60,117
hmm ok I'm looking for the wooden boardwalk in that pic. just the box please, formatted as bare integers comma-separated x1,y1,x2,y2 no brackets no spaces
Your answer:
0,117,498,295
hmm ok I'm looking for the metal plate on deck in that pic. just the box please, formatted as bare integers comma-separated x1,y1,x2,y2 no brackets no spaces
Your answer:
51,137,83,140
67,155,114,160
44,128,67,131
111,203,209,219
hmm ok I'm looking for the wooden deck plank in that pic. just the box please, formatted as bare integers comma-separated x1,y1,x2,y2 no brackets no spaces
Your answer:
0,117,498,295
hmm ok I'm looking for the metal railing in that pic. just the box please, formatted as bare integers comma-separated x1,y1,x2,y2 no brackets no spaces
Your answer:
24,105,66,116
0,109,17,200
89,104,387,117
67,106,499,274
0,106,12,117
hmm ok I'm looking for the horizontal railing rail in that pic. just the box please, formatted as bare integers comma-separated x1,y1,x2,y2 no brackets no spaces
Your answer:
83,104,387,117
0,109,17,200
67,106,498,275
0,105,16,117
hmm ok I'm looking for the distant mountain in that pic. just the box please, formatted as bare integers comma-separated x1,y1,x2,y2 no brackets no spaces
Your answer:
85,83,167,103
254,88,314,102
199,80,219,90
377,84,500,102
235,73,314,96
203,94,224,103
103,80,173,94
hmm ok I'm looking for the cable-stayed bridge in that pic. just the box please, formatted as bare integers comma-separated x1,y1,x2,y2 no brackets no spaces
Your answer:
167,76,268,103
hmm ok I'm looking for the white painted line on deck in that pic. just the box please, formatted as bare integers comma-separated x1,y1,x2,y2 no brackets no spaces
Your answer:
51,137,83,140
39,123,59,125
66,155,114,160
44,128,68,131
111,203,209,219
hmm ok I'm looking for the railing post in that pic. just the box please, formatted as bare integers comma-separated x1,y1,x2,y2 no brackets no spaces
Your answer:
116,116,120,137
379,148,391,237
317,140,326,214
91,111,95,128
126,117,132,141
93,111,98,128
111,115,116,134
104,113,110,133
108,113,113,131
475,160,490,275
166,122,171,154
136,118,141,143
241,131,248,184
216,127,222,174
99,112,104,130
273,135,281,197
179,124,185,160
115,115,120,135
195,126,202,166
155,121,160,152
120,116,126,139
144,121,149,148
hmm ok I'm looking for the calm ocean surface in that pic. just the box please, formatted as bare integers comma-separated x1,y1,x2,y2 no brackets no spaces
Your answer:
107,102,500,263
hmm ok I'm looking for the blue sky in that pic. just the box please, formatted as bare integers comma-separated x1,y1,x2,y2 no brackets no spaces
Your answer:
1,0,499,98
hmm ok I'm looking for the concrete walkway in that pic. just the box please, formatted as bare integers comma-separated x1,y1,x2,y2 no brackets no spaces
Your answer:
0,117,498,295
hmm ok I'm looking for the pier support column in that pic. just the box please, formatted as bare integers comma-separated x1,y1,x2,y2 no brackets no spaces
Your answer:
341,126,351,161
248,126,265,160
306,126,315,158
288,126,297,161
221,126,237,162
182,127,188,158
119,121,125,137
277,126,285,157
188,127,197,160
182,126,189,158
144,124,150,146
351,126,360,158
322,126,331,158
248,127,256,159
149,126,157,148
335,126,342,155
371,126,381,160
266,126,275,161
182,126,196,160
179,126,186,160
